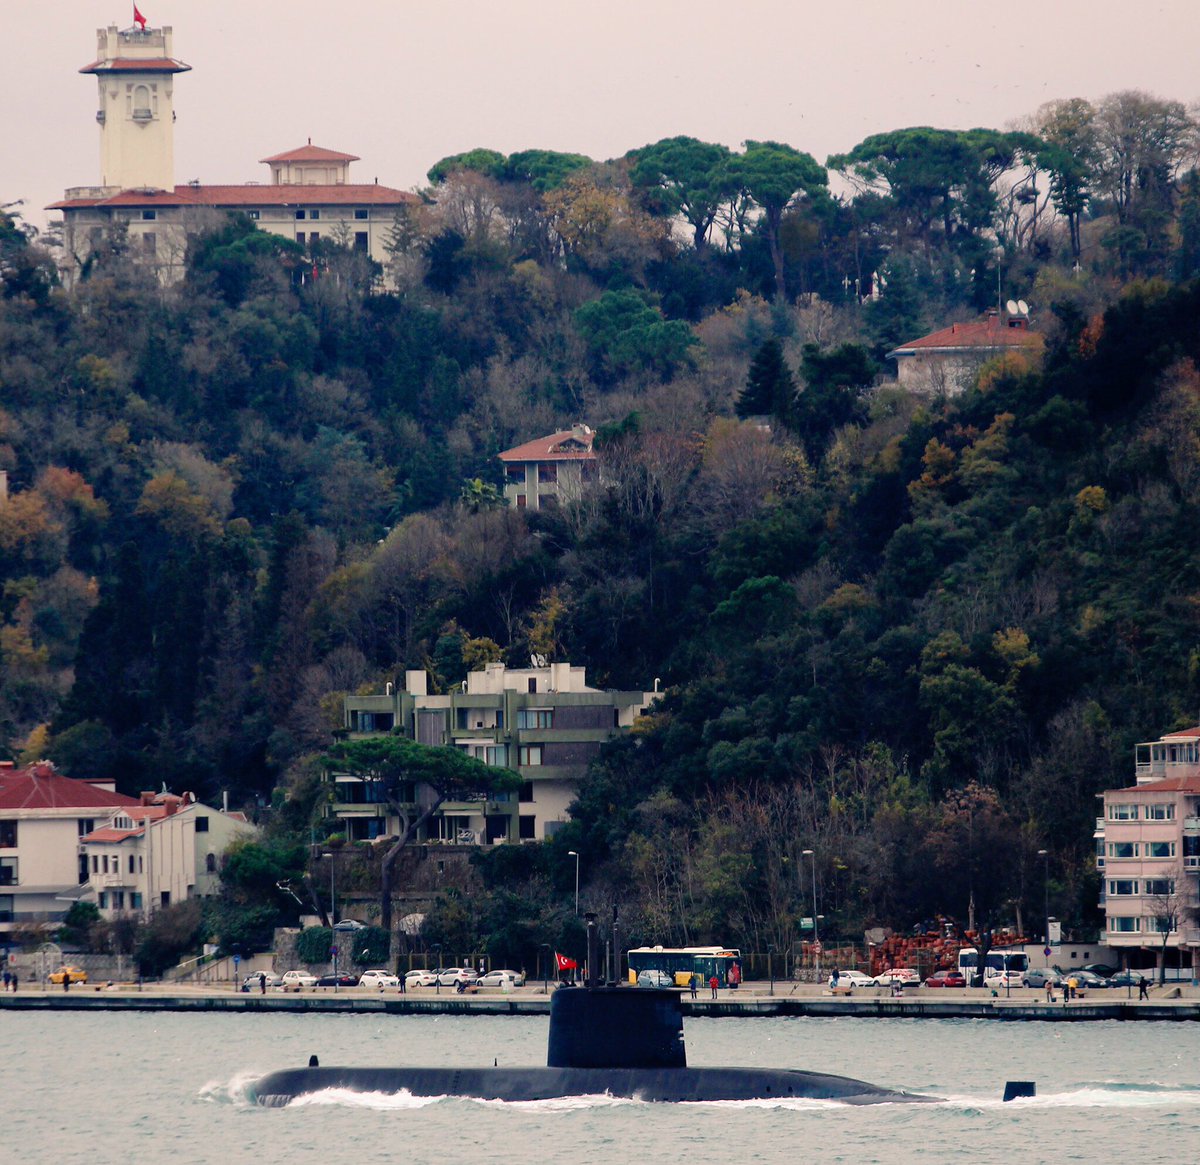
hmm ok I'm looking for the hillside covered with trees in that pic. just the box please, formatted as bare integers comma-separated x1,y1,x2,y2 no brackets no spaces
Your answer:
4,89,1200,963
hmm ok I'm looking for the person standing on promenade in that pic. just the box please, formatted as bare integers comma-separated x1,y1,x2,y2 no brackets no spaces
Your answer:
1138,976,1149,1000
689,973,699,999
709,974,719,999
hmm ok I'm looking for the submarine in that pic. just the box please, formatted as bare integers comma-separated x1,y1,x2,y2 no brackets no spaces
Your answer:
250,913,941,1107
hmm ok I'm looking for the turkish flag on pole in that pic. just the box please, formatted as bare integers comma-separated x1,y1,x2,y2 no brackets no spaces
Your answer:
133,5,148,29
554,952,577,972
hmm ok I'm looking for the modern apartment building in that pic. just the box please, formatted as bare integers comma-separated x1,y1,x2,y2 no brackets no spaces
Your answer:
1095,726,1200,976
338,661,651,843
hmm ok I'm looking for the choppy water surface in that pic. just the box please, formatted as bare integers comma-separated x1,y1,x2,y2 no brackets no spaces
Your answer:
4,1011,1198,1164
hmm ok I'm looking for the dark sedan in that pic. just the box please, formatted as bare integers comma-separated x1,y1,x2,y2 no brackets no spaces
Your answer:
316,973,360,987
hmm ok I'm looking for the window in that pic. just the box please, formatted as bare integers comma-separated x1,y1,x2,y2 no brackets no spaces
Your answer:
538,494,559,510
79,855,88,883
98,892,107,909
1108,842,1138,858
519,745,543,766
310,209,321,220
354,208,370,220
1149,915,1175,934
0,820,15,848
1145,804,1175,820
138,856,143,873
519,781,534,803
141,209,157,221
517,709,553,729
131,892,142,910
0,894,13,923
247,210,261,221
485,745,509,766
1144,878,1174,896
516,494,526,508
308,231,320,243
113,891,124,910
354,231,368,252
1146,841,1176,858
538,463,558,483
296,231,305,244
77,819,94,838
91,855,99,874
1109,917,1140,933
1108,803,1137,820
194,817,209,833
205,853,217,873
142,232,156,253
519,815,536,840
1107,880,1137,896
0,857,16,886
506,464,525,481
161,892,171,907
295,210,307,220
128,855,135,874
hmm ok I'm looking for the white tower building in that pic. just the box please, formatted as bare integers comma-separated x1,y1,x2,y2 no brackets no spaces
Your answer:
82,22,190,191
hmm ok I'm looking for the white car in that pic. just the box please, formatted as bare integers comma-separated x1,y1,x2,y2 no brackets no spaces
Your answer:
478,969,525,988
636,969,675,988
875,968,920,987
404,969,437,988
357,969,400,989
829,970,876,989
436,967,479,988
280,969,318,990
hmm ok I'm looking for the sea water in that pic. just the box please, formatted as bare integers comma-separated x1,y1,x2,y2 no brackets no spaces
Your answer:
3,1011,1197,1164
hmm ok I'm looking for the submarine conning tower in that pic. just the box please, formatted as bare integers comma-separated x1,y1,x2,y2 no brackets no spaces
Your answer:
546,911,686,1070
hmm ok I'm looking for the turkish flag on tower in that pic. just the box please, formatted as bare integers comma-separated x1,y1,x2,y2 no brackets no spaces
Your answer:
133,5,148,30
554,952,577,971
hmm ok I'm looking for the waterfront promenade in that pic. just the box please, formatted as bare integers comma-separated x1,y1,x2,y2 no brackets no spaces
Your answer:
4,980,1200,1020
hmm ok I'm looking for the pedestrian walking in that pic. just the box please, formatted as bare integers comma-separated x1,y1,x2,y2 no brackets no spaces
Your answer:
709,974,719,999
1045,980,1053,1003
1138,976,1149,1000
259,971,267,994
2,969,10,992
10,971,17,992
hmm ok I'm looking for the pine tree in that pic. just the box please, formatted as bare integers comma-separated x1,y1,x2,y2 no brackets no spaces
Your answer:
736,338,795,425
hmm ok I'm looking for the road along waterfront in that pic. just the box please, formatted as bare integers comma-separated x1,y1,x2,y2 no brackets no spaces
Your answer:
3,1008,1199,1165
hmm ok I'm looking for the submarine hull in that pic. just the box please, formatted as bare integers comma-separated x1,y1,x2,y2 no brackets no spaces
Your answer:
248,1064,936,1106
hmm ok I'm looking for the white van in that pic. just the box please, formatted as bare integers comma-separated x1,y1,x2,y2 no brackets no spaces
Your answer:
958,947,1029,987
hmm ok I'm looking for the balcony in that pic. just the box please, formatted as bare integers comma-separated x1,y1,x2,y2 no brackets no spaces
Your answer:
1184,817,1200,833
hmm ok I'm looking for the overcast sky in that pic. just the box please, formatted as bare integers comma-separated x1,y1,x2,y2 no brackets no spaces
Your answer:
7,1,1200,234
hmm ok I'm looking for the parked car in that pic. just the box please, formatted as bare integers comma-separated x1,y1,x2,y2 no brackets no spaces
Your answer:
316,972,360,988
636,969,675,988
241,971,283,991
875,968,920,987
435,967,478,988
357,969,400,989
478,969,525,988
984,968,1024,989
280,969,318,990
1064,969,1110,990
829,970,876,989
924,969,967,988
1106,971,1143,989
1080,963,1117,979
403,969,437,988
331,919,367,932
47,965,88,985
1021,967,1064,989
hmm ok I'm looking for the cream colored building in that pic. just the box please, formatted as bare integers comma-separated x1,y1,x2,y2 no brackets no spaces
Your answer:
887,313,1044,396
0,761,139,936
498,426,599,510
52,20,419,284
80,791,256,919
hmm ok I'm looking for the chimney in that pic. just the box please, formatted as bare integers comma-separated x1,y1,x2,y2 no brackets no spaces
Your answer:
140,791,155,806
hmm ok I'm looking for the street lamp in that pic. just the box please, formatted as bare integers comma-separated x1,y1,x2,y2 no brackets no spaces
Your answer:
802,849,820,981
568,850,580,915
539,942,551,995
767,944,775,996
322,852,336,926
1037,849,1049,948
431,943,442,995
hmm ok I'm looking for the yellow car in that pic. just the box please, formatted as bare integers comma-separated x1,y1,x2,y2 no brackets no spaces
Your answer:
48,965,88,985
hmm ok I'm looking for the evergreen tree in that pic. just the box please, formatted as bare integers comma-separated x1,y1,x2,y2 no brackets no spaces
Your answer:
736,338,796,424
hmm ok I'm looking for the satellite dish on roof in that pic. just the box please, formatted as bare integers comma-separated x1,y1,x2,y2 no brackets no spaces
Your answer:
1017,299,1030,316
530,655,538,668
1006,299,1019,316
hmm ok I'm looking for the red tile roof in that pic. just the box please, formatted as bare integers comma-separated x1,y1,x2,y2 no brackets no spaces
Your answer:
261,145,360,164
1109,774,1200,795
890,318,1044,356
499,428,597,463
49,184,418,211
79,57,191,74
81,827,142,843
0,764,139,811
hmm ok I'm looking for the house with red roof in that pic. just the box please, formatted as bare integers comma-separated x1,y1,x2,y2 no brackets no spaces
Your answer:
1095,727,1200,978
51,20,419,285
887,312,1044,396
0,760,137,936
498,425,598,510
80,790,255,920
